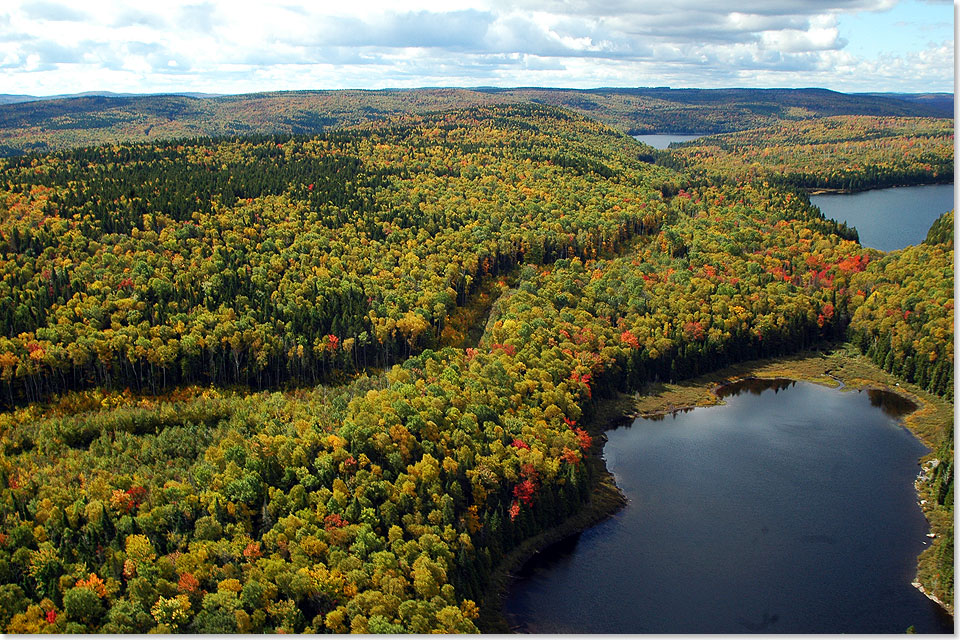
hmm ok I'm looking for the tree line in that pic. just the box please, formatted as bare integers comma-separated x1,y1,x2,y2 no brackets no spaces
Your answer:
0,105,951,632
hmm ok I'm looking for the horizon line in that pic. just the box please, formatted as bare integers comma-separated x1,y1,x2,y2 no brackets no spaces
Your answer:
2,86,955,102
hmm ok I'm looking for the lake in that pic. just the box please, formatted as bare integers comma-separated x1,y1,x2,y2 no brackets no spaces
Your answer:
810,184,954,252
503,379,953,634
633,133,707,149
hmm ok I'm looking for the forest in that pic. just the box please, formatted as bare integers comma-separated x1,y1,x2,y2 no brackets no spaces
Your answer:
0,100,952,632
848,211,954,399
0,105,669,403
0,87,951,157
666,115,954,192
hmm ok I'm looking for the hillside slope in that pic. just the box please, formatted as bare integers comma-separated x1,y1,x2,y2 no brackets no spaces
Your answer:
0,102,951,633
0,87,951,156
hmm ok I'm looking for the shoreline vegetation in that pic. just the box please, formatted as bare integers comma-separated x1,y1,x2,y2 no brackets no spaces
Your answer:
0,98,951,633
661,115,953,195
477,393,634,633
482,345,953,632
805,179,954,197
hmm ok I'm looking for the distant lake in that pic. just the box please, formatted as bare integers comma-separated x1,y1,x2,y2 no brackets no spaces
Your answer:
633,133,707,149
503,380,953,634
811,184,954,252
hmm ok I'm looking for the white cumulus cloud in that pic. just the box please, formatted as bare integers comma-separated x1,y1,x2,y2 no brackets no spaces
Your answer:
0,0,952,94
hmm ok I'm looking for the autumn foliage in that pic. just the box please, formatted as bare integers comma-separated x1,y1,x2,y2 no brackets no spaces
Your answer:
0,103,951,633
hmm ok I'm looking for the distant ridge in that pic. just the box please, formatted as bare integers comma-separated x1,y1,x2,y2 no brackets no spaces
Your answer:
0,91,223,105
856,92,954,114
0,87,952,156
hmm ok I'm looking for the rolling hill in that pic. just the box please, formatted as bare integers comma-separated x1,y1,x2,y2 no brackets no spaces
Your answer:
0,87,951,157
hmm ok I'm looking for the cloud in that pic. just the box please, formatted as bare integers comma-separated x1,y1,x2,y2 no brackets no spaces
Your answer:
31,38,84,63
315,10,495,50
112,9,167,29
178,3,218,33
489,0,898,17
0,0,952,95
20,1,88,22
241,46,386,67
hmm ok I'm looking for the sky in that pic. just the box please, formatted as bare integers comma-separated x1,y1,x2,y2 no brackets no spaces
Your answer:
0,0,954,96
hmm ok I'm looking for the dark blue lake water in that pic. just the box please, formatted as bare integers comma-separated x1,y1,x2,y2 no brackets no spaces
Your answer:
633,133,707,149
811,184,954,252
503,380,953,634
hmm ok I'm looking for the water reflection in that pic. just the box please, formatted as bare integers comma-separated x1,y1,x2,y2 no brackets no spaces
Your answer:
866,388,918,419
644,406,695,421
717,379,918,419
512,533,583,579
716,377,795,398
504,379,952,634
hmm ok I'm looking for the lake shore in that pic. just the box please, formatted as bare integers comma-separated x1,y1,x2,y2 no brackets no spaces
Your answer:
481,344,953,631
475,391,633,633
627,345,954,618
806,178,954,196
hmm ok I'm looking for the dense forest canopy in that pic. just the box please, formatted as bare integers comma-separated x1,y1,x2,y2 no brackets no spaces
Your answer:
847,210,954,400
0,97,952,632
0,87,951,157
665,115,954,192
0,105,673,403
